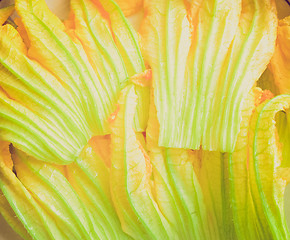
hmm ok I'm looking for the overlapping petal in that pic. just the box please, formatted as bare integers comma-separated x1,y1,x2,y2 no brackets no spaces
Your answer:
0,1,289,240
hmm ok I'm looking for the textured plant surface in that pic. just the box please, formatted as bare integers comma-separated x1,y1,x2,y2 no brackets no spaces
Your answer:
0,0,290,239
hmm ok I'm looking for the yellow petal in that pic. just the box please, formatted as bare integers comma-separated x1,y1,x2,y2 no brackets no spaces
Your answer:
0,144,64,239
110,85,174,239
14,17,30,48
114,0,143,16
140,0,191,149
12,149,97,239
0,141,12,170
228,87,264,239
66,144,129,239
0,189,32,240
0,24,90,164
16,0,114,135
146,89,210,239
96,0,150,131
269,16,290,94
0,5,14,25
89,135,111,167
0,143,31,240
248,94,290,238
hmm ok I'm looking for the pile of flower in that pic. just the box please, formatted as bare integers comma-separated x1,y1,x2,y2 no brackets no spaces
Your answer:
0,0,290,239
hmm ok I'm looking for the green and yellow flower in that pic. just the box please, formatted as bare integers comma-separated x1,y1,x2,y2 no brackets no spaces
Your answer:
0,0,290,239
